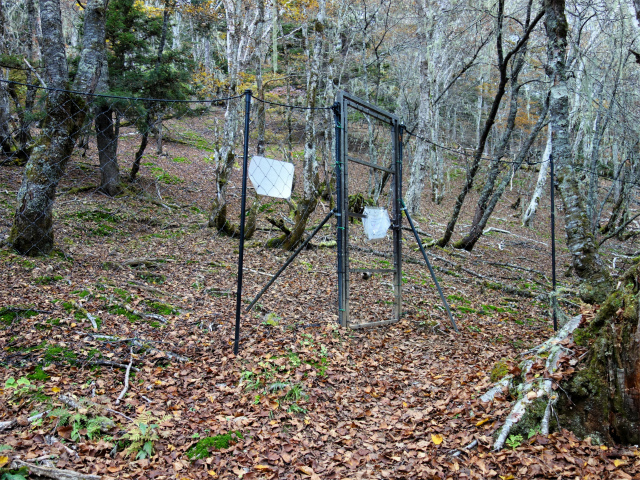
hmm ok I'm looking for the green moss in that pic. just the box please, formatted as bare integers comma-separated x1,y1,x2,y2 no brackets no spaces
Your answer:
144,301,178,316
573,327,594,347
490,358,509,382
509,397,549,438
107,305,141,322
27,366,50,381
43,344,77,365
186,431,243,459
0,307,40,325
34,274,63,285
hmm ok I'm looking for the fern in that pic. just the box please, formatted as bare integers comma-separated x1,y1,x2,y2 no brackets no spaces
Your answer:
48,408,71,425
122,412,171,459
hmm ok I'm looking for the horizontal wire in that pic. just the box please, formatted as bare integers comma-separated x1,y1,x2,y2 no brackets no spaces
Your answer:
253,96,333,111
405,129,640,190
0,79,243,104
404,129,543,165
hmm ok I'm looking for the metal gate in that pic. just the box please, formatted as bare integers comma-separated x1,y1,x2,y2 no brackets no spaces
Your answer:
334,91,403,328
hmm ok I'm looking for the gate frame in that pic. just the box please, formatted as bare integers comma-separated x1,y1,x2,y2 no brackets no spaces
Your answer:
334,91,403,329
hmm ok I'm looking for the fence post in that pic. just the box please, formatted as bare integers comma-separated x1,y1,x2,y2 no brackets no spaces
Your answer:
550,153,557,332
234,90,252,354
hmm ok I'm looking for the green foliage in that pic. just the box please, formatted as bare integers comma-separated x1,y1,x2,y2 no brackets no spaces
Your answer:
261,312,280,326
122,412,171,460
186,431,243,459
0,467,28,480
528,425,541,439
49,408,114,441
4,377,35,397
505,434,523,450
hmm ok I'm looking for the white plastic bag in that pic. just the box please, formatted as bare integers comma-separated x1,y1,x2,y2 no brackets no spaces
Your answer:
248,156,295,199
362,206,391,241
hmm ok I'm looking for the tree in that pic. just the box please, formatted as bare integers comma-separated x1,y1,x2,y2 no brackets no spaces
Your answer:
544,0,612,303
7,0,103,255
75,0,120,195
436,0,544,248
207,0,268,233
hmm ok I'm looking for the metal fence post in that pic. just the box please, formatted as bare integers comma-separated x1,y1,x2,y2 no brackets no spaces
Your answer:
234,89,252,354
550,153,557,332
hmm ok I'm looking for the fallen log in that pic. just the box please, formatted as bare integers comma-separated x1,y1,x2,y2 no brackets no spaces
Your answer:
10,460,100,480
483,314,582,451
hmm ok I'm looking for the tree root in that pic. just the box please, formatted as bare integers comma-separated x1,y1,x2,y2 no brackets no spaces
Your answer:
486,314,582,450
10,459,100,480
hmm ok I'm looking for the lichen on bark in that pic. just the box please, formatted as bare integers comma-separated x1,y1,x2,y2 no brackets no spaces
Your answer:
557,260,640,445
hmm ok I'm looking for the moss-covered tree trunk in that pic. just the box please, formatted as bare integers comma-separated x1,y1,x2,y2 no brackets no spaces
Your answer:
544,0,612,303
557,260,640,445
7,0,92,255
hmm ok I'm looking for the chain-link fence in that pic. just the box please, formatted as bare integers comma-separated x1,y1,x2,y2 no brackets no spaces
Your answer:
4,75,636,354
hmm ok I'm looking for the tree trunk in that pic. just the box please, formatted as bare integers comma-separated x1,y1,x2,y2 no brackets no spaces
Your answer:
404,58,431,215
455,46,529,250
556,260,640,445
95,105,120,195
0,0,13,155
208,0,266,232
281,4,325,251
436,0,544,247
8,0,96,255
522,126,552,227
455,92,549,251
544,0,612,303
129,111,151,182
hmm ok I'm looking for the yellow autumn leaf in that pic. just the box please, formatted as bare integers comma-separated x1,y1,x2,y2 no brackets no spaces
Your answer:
402,401,408,408
500,475,514,480
431,434,444,445
207,470,217,477
600,445,608,450
613,459,626,467
52,386,61,393
0,456,9,468
298,465,314,475
476,418,490,426
255,465,271,471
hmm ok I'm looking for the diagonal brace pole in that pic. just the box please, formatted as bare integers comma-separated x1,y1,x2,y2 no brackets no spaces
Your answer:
401,199,459,333
246,209,335,312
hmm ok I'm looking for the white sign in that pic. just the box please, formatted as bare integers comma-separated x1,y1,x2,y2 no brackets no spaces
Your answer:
362,206,391,241
248,156,295,199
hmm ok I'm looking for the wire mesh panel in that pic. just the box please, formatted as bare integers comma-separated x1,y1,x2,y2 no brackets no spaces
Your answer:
0,77,249,342
238,91,339,330
335,91,402,328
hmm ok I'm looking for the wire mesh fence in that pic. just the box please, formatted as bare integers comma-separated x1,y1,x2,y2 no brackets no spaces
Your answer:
2,75,638,354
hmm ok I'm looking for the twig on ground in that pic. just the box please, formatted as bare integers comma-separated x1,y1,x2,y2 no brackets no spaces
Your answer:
483,227,548,246
71,301,98,329
128,280,182,299
88,360,140,371
243,268,274,277
115,347,134,405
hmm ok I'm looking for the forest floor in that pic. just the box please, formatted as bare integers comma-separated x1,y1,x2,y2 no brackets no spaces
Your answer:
1,117,639,479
